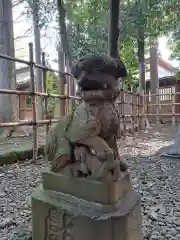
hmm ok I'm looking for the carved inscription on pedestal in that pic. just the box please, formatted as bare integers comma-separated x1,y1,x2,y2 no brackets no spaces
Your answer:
127,204,142,240
45,208,74,240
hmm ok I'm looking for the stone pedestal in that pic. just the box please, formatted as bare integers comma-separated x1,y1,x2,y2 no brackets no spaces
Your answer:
31,169,142,240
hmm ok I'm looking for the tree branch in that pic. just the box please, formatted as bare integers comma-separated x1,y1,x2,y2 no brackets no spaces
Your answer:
13,11,26,23
14,27,32,40
12,0,25,8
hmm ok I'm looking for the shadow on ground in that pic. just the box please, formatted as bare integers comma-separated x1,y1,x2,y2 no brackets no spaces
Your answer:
118,124,178,163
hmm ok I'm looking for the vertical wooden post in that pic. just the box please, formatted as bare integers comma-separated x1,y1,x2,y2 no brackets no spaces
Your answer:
175,82,180,123
65,59,70,113
139,93,145,130
42,52,49,135
116,94,121,139
58,47,66,117
137,94,140,132
20,96,26,120
54,44,66,118
156,90,160,124
146,89,150,124
131,92,135,137
121,88,126,139
18,95,20,120
142,93,146,130
172,91,175,126
29,42,38,162
119,90,122,138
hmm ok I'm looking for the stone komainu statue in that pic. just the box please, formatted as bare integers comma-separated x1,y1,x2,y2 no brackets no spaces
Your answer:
45,54,128,181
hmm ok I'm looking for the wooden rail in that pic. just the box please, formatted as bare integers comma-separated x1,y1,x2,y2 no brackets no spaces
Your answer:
0,43,144,161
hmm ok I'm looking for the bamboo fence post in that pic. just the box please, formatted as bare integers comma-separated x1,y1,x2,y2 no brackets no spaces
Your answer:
18,95,20,120
65,81,69,116
176,91,180,124
116,94,121,138
65,60,71,113
143,91,146,129
136,93,140,132
175,85,180,122
59,74,66,117
119,90,123,138
29,42,38,162
139,91,145,130
156,91,160,124
172,91,175,126
142,92,146,129
131,92,135,137
139,93,142,130
144,92,148,127
121,88,126,139
42,52,49,135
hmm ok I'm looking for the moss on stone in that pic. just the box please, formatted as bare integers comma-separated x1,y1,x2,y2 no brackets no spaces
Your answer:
0,145,44,166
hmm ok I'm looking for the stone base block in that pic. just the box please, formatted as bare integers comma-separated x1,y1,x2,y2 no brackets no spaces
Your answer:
42,168,132,204
31,185,142,240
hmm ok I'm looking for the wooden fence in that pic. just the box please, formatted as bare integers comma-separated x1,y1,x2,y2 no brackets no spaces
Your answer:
144,88,180,124
0,43,144,161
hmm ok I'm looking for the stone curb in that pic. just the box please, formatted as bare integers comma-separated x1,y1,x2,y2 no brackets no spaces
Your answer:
0,145,44,166
0,125,140,166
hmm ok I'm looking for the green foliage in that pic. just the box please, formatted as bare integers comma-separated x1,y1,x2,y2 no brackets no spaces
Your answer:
167,3,180,62
22,0,180,83
65,0,139,85
66,0,180,84
120,37,139,85
168,31,180,61
46,71,58,94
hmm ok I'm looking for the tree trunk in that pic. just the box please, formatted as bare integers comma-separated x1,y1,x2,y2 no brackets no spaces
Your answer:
32,0,43,120
57,0,75,111
0,0,17,133
137,28,146,129
149,41,159,124
108,0,120,58
137,29,145,92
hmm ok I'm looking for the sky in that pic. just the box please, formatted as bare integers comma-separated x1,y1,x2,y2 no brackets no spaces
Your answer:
13,2,58,69
13,3,179,70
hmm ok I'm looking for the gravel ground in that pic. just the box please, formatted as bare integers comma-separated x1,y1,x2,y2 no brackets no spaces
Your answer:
0,125,179,240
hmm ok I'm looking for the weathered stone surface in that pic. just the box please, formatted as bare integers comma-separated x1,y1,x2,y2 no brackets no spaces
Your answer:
45,55,128,180
42,168,132,204
0,145,44,166
31,55,142,240
31,185,142,240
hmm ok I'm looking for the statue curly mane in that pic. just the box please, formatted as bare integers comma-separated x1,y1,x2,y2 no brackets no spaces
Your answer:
72,54,127,92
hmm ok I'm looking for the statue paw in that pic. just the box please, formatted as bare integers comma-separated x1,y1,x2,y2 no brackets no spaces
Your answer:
120,161,128,172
